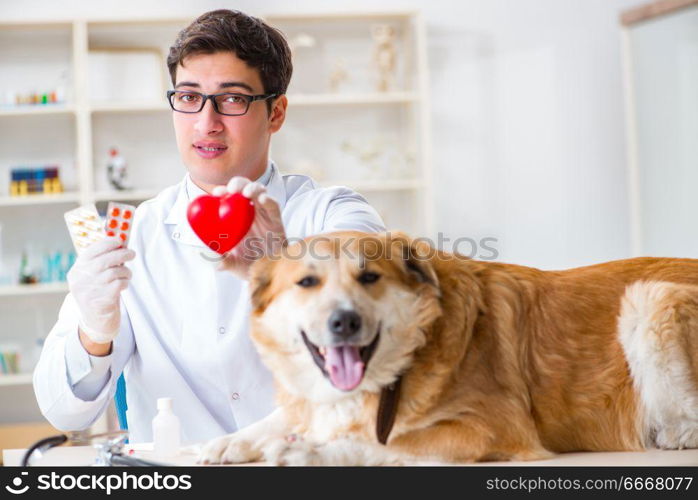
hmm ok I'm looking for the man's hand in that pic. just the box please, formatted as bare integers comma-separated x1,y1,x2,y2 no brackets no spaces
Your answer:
67,238,135,347
212,176,286,280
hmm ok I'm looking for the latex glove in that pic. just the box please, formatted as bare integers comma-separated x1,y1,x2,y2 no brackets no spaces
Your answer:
212,177,286,280
66,238,135,344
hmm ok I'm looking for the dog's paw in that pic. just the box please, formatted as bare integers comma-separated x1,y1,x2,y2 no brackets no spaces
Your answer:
197,433,259,464
262,437,323,466
655,424,698,450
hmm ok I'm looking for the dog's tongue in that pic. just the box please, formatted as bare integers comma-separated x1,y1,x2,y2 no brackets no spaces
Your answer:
325,345,364,391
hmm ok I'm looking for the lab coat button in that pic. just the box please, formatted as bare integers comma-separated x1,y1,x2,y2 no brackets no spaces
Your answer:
218,326,226,334
231,393,240,401
172,232,180,240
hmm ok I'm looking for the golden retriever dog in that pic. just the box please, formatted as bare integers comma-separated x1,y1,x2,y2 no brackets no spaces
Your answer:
199,231,698,465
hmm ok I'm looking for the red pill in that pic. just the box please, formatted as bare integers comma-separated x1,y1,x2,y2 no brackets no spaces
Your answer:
107,230,115,237
108,219,118,229
120,233,127,241
121,222,129,231
111,208,120,217
123,210,132,219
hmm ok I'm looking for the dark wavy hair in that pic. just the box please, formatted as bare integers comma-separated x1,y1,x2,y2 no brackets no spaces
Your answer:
167,9,293,112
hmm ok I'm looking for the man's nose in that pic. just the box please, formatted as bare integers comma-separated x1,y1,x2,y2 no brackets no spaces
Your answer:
327,309,362,341
194,98,223,134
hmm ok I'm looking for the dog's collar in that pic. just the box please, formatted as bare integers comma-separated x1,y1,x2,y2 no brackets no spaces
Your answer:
376,376,403,445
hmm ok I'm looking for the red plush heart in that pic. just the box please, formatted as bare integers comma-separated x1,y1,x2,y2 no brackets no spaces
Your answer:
186,193,255,254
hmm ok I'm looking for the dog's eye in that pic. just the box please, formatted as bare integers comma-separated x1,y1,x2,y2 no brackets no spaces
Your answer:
296,276,319,288
358,272,381,284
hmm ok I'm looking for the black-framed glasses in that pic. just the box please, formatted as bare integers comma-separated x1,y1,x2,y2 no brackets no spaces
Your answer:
166,90,277,116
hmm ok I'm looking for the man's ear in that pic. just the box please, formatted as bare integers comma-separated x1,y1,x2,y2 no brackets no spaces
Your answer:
268,95,287,134
249,257,277,314
386,231,440,293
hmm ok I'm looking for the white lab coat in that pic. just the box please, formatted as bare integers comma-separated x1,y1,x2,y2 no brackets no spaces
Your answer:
33,161,385,444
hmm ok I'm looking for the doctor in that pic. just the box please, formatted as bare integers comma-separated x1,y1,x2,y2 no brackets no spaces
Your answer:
33,9,385,444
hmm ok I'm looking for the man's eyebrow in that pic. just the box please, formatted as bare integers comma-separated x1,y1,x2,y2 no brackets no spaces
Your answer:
173,81,255,93
218,81,254,93
174,81,200,89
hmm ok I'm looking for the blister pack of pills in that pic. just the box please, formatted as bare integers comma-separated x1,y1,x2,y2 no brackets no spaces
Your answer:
64,204,106,255
64,202,136,254
105,202,135,246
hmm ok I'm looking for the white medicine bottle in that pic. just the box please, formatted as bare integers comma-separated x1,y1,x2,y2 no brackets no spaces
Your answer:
152,397,181,458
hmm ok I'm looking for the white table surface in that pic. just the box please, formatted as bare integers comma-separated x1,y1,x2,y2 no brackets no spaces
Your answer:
4,443,698,467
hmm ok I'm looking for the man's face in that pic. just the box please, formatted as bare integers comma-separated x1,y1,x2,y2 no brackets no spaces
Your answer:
172,51,286,191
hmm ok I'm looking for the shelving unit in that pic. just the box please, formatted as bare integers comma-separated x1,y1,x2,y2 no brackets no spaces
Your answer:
0,22,77,328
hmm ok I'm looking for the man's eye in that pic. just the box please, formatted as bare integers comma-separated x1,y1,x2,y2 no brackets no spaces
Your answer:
224,95,245,104
178,93,200,102
296,276,319,288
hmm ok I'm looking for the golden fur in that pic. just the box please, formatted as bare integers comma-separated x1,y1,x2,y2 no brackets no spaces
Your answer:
199,231,698,464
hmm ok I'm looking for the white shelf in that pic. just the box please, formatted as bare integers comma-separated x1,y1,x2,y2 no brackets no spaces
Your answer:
0,373,33,387
288,92,418,106
0,105,75,117
0,193,80,207
0,282,69,297
90,102,169,113
93,189,159,202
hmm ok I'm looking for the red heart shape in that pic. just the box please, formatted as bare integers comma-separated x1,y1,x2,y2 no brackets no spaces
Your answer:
186,193,255,254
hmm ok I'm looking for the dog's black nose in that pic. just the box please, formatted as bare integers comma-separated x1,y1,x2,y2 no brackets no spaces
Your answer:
328,310,362,339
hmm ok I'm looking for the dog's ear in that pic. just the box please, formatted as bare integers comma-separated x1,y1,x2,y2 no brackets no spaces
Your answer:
249,257,277,314
387,231,440,293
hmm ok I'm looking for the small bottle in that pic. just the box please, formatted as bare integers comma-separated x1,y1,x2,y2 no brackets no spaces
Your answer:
107,148,128,191
19,249,37,284
152,397,181,459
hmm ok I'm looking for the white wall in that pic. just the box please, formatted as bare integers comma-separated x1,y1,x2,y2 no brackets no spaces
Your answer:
2,0,643,269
